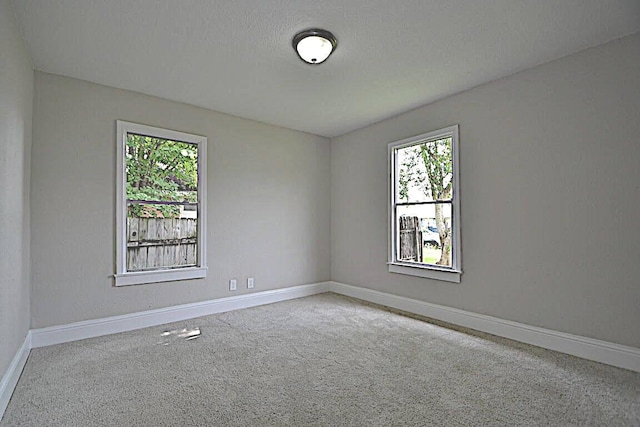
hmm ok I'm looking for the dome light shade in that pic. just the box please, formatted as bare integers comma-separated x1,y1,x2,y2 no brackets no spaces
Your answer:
293,29,337,64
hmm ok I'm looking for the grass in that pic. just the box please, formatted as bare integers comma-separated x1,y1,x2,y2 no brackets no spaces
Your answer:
423,246,441,264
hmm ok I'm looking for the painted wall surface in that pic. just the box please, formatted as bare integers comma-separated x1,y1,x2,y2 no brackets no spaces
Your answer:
0,0,33,374
331,33,640,348
31,72,331,328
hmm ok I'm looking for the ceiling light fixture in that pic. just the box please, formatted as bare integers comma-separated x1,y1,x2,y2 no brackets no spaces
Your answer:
292,29,338,65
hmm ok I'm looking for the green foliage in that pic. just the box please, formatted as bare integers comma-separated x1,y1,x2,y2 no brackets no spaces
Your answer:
398,138,452,202
420,138,452,201
126,133,198,218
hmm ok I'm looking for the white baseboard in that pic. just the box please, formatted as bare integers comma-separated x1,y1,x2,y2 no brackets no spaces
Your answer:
329,281,640,373
31,282,330,348
0,333,31,420
19,280,640,380
2,280,636,421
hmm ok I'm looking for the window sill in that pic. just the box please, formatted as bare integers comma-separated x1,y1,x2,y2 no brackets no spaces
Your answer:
388,262,461,283
114,267,207,286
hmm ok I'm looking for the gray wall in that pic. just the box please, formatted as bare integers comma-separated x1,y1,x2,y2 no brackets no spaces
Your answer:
0,0,33,375
331,33,640,348
31,72,331,328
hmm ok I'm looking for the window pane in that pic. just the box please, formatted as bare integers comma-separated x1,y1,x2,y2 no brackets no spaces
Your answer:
397,203,453,268
126,202,198,271
126,133,198,203
396,137,453,203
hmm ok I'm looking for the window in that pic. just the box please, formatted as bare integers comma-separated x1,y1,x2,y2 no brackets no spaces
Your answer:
388,125,461,283
115,121,207,286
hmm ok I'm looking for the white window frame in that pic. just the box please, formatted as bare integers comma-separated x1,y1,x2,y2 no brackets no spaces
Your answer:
115,121,207,286
388,125,462,283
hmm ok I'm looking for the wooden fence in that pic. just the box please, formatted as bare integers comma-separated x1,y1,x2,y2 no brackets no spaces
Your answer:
399,216,422,262
127,218,197,271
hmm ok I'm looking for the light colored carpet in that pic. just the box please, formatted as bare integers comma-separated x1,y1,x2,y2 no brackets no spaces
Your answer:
2,293,639,426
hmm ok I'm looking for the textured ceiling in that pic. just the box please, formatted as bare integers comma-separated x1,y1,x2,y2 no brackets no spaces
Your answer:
11,1,640,137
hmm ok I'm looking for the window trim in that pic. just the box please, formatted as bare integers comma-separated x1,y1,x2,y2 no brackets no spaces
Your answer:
387,125,461,283
115,120,207,286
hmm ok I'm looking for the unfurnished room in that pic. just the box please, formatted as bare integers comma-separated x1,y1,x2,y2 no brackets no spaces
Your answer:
1,1,639,425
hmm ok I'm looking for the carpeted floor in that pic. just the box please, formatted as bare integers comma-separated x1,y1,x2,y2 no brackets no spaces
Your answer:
2,293,639,426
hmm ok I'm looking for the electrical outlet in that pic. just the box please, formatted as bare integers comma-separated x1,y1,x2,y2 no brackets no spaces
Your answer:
229,279,237,291
247,277,254,289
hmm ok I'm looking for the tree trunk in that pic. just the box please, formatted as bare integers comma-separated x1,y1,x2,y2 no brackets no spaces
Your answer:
435,204,451,266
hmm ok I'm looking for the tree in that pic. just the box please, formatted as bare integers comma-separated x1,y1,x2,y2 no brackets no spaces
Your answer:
399,137,453,266
126,134,198,218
